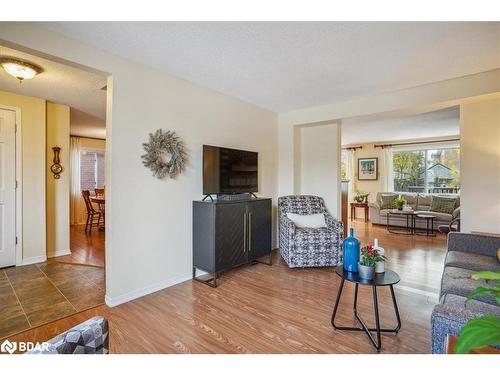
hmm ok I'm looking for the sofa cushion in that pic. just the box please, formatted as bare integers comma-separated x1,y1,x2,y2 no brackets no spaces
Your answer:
417,194,432,209
401,193,418,209
445,251,500,272
440,266,497,305
430,196,457,214
286,213,326,229
431,294,500,354
380,194,397,209
415,210,452,222
440,294,500,319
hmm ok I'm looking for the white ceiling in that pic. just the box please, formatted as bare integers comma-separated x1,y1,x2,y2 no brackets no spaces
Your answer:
40,22,500,112
341,107,460,145
0,45,107,119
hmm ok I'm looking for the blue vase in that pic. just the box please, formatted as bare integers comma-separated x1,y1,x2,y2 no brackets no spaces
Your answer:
343,227,360,272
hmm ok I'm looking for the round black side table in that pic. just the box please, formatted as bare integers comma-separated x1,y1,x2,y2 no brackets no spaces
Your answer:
331,265,401,352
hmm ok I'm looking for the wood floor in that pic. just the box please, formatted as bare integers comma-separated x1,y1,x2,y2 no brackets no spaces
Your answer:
7,220,447,354
55,225,105,268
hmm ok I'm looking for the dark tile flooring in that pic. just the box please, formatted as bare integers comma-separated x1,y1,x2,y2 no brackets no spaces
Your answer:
0,262,104,338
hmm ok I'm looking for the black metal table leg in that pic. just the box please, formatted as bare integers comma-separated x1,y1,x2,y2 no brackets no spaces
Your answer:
330,276,402,352
331,278,345,329
390,285,402,333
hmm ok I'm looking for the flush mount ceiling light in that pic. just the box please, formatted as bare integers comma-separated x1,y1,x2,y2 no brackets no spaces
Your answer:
0,57,43,82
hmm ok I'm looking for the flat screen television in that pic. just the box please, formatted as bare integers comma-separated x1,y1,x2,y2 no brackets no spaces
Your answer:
203,145,258,194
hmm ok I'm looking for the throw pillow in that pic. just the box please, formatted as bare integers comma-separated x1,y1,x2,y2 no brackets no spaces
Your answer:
286,213,327,229
430,196,457,215
380,194,397,209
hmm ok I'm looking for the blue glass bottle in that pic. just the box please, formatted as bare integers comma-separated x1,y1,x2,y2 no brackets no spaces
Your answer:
343,227,360,272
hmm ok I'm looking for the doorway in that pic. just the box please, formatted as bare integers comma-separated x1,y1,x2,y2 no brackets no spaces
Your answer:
0,108,17,268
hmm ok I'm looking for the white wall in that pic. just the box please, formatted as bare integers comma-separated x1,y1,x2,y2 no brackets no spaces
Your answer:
46,102,70,258
298,123,341,217
0,23,279,306
460,95,500,233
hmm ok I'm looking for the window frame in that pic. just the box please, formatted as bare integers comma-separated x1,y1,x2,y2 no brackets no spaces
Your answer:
392,145,460,194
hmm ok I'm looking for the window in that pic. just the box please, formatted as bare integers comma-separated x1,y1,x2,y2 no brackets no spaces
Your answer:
340,150,348,180
80,149,105,191
393,147,459,194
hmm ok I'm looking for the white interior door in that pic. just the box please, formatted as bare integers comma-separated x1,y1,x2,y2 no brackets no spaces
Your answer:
0,108,16,268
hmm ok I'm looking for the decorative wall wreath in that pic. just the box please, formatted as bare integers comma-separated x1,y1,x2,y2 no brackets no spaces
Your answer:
141,129,187,179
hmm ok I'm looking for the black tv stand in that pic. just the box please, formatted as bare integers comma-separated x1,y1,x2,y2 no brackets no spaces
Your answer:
192,197,272,287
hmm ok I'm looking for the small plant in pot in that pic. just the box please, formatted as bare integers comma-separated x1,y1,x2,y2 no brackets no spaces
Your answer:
394,196,406,211
359,245,387,280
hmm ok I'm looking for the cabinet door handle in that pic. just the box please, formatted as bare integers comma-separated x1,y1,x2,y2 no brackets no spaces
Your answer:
248,212,252,252
243,213,247,252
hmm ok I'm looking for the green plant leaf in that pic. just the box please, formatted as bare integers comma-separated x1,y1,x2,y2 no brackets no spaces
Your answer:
471,271,500,281
455,316,500,354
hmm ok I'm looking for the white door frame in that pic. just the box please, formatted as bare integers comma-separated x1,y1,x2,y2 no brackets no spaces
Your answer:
0,104,23,266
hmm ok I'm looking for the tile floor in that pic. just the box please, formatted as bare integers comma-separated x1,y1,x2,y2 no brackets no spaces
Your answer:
0,262,104,338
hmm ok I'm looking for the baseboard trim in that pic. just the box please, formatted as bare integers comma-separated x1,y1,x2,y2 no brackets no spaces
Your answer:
47,249,72,258
20,255,47,266
105,272,192,308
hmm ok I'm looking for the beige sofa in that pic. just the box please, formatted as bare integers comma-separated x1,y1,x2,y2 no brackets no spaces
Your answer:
369,192,460,229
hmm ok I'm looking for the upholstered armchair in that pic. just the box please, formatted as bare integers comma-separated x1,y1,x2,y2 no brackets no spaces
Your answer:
278,195,343,268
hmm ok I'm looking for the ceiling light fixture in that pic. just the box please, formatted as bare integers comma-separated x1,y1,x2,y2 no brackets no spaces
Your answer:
0,57,43,83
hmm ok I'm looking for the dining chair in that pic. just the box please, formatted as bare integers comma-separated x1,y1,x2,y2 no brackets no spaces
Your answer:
95,188,105,197
82,190,102,233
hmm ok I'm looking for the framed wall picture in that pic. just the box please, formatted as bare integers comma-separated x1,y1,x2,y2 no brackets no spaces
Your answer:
358,157,378,180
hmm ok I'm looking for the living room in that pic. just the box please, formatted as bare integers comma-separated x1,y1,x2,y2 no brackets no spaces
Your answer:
0,3,499,373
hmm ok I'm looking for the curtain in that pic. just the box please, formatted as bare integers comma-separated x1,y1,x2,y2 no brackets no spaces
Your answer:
345,149,357,204
70,136,81,225
380,146,394,192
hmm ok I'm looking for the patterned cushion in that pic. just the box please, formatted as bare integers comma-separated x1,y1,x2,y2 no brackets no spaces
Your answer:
430,196,457,214
380,194,397,209
27,316,109,354
445,251,500,272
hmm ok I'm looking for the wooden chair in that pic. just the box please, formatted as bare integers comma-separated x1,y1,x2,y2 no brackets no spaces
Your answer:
95,188,105,197
82,190,102,233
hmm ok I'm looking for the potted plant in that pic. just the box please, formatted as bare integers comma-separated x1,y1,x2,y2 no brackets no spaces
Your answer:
455,271,500,353
358,244,387,280
394,196,406,211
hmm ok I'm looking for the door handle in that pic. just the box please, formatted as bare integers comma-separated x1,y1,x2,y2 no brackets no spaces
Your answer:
243,213,247,252
248,212,252,252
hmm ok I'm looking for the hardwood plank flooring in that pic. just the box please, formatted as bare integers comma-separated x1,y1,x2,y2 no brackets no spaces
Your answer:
6,220,447,353
55,225,105,268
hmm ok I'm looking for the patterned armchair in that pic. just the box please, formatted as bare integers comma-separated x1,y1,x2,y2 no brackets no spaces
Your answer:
278,195,343,268
27,316,109,354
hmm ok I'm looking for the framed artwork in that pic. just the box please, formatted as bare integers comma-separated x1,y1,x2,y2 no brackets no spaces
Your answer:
358,157,378,180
